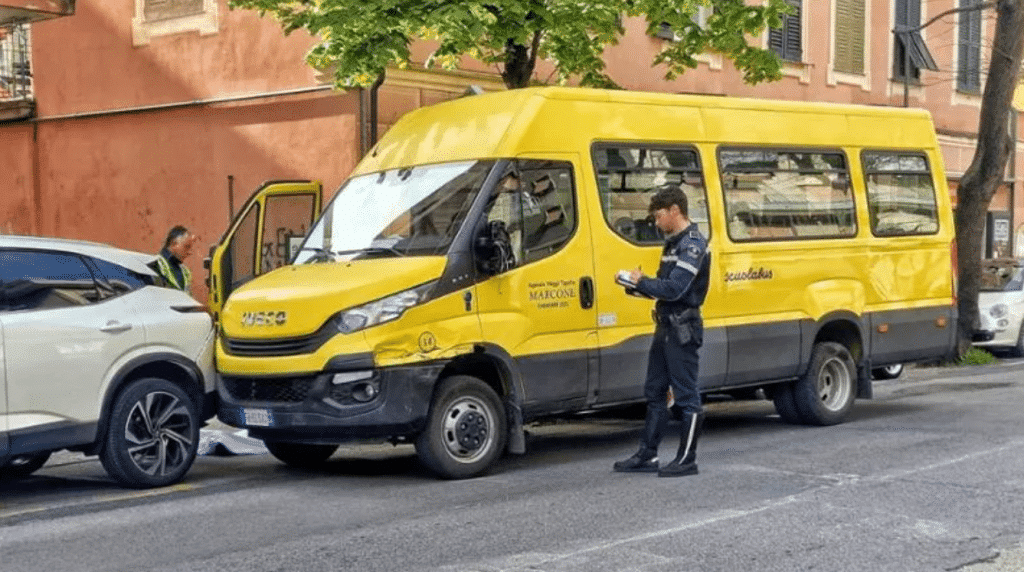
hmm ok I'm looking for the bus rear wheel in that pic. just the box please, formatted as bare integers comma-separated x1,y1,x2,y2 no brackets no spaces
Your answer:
416,375,506,479
790,341,857,426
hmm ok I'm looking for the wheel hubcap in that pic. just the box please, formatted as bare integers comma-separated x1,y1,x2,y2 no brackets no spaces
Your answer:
817,357,852,411
124,391,194,477
441,396,494,464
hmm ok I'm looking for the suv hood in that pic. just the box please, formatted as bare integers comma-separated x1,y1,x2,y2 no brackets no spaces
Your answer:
221,257,447,337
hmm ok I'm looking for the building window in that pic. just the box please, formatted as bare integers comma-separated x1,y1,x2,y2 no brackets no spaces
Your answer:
132,0,218,46
656,6,714,40
834,0,866,74
957,0,983,93
144,0,204,21
769,0,802,62
893,0,921,80
0,23,31,102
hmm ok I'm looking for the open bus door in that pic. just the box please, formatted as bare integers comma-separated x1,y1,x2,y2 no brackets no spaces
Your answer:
205,181,322,322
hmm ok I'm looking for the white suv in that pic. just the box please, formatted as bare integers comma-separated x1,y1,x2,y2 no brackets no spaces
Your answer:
0,236,215,488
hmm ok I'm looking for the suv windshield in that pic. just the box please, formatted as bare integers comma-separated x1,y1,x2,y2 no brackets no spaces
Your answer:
980,260,1024,292
294,160,493,263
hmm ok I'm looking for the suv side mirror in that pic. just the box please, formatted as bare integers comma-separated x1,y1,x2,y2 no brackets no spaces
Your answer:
475,220,515,275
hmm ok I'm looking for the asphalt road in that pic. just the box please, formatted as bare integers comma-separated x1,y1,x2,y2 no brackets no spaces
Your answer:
3,361,1024,572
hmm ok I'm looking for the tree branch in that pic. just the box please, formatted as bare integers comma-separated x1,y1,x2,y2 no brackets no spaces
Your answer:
894,1,997,33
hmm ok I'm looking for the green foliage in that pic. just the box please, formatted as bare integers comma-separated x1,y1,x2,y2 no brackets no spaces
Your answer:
228,0,791,89
956,347,997,366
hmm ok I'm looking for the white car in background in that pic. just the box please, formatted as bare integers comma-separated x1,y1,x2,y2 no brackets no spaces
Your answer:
975,259,1024,356
0,236,215,488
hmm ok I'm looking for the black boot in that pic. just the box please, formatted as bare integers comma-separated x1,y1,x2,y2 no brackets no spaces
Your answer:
613,448,659,472
613,407,668,473
658,412,703,477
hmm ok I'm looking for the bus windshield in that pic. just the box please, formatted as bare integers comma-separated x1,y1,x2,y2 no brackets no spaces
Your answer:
294,160,493,263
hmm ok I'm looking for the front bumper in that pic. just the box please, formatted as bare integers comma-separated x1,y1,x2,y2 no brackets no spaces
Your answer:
217,362,444,443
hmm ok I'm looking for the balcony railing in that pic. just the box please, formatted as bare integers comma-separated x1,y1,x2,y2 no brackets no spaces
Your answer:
0,22,31,103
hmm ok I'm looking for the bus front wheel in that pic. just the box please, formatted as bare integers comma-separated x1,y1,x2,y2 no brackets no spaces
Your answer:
416,375,507,479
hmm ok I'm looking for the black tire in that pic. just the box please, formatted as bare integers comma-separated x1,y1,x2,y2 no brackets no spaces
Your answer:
791,342,857,426
264,441,338,469
771,383,804,424
99,377,199,489
871,363,904,380
0,452,51,480
1013,325,1024,358
416,375,507,479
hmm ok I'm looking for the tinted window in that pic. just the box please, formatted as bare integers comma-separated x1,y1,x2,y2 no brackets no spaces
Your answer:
862,151,939,236
719,148,856,241
0,249,99,311
90,256,154,294
593,144,709,245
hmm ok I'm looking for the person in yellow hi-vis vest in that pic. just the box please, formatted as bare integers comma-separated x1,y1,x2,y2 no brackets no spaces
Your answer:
155,225,195,292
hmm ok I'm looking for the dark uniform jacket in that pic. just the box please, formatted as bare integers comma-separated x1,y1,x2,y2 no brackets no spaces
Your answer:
634,223,710,318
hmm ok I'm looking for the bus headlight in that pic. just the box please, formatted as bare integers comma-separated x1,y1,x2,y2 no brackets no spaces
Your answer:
335,281,436,334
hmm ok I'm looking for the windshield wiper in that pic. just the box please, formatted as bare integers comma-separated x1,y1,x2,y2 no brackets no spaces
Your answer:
298,246,337,263
332,246,406,258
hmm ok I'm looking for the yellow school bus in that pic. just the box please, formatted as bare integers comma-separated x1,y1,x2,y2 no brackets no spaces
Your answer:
208,87,956,478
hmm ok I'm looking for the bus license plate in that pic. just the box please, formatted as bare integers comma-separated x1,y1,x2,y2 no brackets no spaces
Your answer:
243,408,272,427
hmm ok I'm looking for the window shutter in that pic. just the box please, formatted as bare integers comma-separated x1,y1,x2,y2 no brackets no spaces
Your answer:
893,0,922,79
785,2,802,62
957,0,982,92
834,0,865,74
967,0,982,91
770,0,802,62
144,0,204,22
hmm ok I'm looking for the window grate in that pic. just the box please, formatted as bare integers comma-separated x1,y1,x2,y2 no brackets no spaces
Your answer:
0,23,32,103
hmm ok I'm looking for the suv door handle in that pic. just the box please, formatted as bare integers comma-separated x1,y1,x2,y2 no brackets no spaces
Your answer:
579,276,594,309
100,321,132,334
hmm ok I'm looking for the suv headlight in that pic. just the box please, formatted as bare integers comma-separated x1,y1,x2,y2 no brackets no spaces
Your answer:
335,281,436,334
989,303,1009,319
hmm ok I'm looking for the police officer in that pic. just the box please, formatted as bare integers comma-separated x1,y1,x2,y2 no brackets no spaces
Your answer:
155,225,195,292
613,184,710,477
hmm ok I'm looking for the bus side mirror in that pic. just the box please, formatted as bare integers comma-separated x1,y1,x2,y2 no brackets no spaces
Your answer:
475,220,515,275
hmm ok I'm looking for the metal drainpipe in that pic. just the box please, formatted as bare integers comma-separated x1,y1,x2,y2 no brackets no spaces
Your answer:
369,72,385,148
1012,112,1019,255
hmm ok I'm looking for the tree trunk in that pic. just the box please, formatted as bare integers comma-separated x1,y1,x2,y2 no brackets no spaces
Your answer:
955,0,1024,354
501,31,543,89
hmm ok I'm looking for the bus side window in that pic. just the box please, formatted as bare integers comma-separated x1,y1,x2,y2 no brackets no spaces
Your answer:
862,151,939,237
592,144,709,244
719,148,856,242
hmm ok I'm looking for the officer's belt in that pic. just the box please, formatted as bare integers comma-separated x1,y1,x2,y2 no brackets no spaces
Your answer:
653,307,700,324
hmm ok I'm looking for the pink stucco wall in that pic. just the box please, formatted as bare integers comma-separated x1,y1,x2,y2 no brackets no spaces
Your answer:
0,123,35,235
2,1,362,300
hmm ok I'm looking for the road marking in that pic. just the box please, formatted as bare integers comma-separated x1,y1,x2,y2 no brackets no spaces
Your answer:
0,483,193,521
462,438,1024,571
